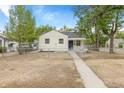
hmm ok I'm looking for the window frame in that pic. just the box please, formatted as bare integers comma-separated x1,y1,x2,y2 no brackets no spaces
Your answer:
45,38,50,44
59,38,64,44
76,40,81,46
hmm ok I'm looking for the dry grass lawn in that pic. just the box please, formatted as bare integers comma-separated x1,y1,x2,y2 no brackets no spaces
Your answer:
0,52,84,88
78,51,124,88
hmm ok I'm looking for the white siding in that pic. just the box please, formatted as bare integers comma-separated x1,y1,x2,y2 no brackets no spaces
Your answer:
0,37,8,48
39,30,68,51
73,40,84,51
0,37,4,46
8,41,18,52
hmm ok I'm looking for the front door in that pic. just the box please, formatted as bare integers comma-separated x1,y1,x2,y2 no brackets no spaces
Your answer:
69,40,73,49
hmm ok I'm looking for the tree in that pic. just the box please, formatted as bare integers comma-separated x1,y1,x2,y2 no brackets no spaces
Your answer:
24,10,36,42
76,17,95,47
99,34,109,47
74,5,124,53
98,6,124,53
115,31,124,39
74,6,103,51
59,25,73,32
4,5,36,54
36,25,56,38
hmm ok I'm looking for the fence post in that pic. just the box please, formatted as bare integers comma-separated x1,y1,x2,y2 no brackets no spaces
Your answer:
48,48,49,58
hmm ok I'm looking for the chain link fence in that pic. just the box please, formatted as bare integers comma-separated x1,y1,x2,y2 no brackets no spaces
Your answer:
99,48,124,54
1,46,124,58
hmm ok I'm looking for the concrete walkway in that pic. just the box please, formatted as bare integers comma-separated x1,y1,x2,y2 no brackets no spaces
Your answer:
69,51,107,88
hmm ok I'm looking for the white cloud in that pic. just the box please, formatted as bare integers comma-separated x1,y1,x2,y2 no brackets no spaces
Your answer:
0,5,10,17
32,6,58,23
42,12,58,22
33,5,45,15
31,6,77,29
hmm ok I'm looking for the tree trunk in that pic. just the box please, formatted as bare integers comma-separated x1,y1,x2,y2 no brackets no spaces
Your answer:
109,34,114,53
95,25,99,51
18,42,23,55
96,32,99,51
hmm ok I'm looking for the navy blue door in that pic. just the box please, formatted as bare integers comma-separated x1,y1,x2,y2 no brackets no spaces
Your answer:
69,40,73,49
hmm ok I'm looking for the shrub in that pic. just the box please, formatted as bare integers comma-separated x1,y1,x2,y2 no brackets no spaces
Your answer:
17,43,33,55
118,44,123,48
0,46,7,53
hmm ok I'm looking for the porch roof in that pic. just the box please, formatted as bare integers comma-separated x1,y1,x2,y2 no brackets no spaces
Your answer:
0,33,8,39
68,38,85,40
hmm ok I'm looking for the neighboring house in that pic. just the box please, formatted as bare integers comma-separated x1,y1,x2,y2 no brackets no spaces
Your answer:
0,33,9,48
8,41,18,52
31,40,39,50
106,39,124,48
39,30,85,51
0,33,18,52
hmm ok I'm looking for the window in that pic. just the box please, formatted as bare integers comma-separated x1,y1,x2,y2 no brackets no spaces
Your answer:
76,40,81,46
8,43,13,47
59,39,64,44
45,39,50,44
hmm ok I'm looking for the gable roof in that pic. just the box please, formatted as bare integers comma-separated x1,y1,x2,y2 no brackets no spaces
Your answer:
40,30,68,37
61,32,83,38
0,33,7,39
40,30,84,38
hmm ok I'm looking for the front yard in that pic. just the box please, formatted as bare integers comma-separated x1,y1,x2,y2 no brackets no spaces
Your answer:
78,51,124,88
0,52,84,88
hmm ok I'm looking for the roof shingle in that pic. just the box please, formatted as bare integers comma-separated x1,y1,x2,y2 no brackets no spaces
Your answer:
61,32,83,38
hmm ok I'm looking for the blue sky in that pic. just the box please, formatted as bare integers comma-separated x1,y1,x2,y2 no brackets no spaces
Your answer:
0,5,77,32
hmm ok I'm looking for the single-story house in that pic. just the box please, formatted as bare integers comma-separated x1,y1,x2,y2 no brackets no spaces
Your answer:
8,41,18,52
39,30,85,51
0,33,18,52
0,33,9,48
106,38,124,48
31,40,39,50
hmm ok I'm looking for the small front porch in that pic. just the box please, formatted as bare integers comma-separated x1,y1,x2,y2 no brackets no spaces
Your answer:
68,38,84,51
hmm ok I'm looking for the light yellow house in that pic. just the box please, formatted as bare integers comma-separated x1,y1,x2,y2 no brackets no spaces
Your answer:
39,30,85,51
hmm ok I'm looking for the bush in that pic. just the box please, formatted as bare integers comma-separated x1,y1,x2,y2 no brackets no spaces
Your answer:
17,46,33,55
0,46,7,53
118,44,123,48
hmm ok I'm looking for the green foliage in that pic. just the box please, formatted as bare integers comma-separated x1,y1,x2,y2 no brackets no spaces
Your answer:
0,46,7,53
74,5,124,53
76,18,95,45
99,35,109,47
83,38,94,45
74,6,101,47
118,44,123,48
36,25,56,38
24,10,36,42
60,25,73,32
4,5,36,43
98,6,124,35
4,5,36,54
115,31,124,39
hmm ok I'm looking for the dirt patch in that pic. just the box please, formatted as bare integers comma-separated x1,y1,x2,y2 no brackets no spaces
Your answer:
77,51,124,88
0,52,84,88
79,51,124,60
